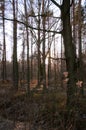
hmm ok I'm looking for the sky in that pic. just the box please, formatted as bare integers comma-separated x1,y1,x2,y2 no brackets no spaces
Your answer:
0,0,86,61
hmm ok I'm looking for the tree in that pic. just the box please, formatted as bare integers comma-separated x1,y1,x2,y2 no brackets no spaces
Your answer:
42,0,46,90
47,0,51,87
21,31,25,80
51,0,77,109
12,0,19,90
0,0,7,81
37,0,41,87
78,0,84,95
72,0,84,95
24,0,30,94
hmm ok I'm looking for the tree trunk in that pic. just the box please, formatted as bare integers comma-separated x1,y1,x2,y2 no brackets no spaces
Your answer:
61,0,77,109
42,0,46,90
31,18,33,81
13,0,19,90
22,32,25,80
54,35,57,87
2,0,7,81
47,0,51,88
24,0,30,94
78,0,84,95
37,0,41,87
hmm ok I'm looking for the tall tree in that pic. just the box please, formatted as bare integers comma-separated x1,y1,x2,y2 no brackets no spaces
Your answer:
22,31,25,80
42,0,46,90
24,0,30,94
2,0,7,80
47,0,51,88
12,0,19,90
78,0,84,95
54,35,57,86
37,0,41,87
29,0,34,81
51,0,77,109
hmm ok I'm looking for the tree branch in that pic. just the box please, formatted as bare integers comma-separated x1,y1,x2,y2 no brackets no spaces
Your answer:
50,0,61,9
4,17,62,34
70,0,74,7
50,56,66,61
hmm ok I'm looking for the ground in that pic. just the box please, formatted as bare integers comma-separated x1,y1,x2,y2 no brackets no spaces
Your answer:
0,81,86,130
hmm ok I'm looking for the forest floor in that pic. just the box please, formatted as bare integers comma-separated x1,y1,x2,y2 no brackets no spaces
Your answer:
0,81,86,130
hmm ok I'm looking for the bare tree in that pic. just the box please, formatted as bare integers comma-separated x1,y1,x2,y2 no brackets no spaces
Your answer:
12,0,19,90
78,0,84,95
24,0,30,94
0,0,7,81
37,0,41,87
51,0,77,109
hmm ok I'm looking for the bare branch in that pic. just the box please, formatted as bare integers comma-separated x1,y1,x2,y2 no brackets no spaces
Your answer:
4,17,62,34
50,57,66,61
70,0,74,7
50,0,61,9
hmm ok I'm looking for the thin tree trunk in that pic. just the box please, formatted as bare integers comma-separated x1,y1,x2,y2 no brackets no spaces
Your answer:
54,35,57,86
37,0,41,87
60,35,63,88
30,1,33,81
31,18,33,81
42,0,46,90
73,0,76,46
13,0,19,90
22,32,25,80
78,0,84,95
2,0,7,81
47,0,51,88
24,0,30,94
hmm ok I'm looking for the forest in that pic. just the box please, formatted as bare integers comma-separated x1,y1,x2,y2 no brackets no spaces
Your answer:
0,0,86,130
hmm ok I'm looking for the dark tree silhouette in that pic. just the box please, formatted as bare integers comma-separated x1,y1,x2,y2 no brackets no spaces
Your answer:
51,0,77,109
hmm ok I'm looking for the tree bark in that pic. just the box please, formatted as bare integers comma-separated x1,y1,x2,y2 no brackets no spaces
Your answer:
13,0,19,90
42,0,46,90
37,0,41,87
61,0,77,108
78,0,84,95
24,0,30,94
2,0,7,81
